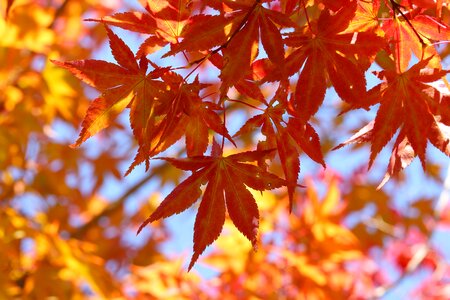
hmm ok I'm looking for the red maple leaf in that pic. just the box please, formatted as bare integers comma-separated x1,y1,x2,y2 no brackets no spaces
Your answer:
235,103,324,209
368,58,449,167
335,58,450,185
165,0,295,97
137,148,286,270
269,0,385,121
89,0,192,56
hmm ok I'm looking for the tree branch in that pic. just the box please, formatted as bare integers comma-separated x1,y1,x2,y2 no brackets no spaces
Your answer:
370,164,450,299
72,172,156,238
48,0,71,29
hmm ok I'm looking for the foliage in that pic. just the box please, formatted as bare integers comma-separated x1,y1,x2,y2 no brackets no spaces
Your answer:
1,0,450,298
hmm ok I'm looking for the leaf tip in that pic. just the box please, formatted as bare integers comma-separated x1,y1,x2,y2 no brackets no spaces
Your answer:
136,217,152,235
50,59,65,68
331,144,343,151
187,253,200,272
69,136,84,148
377,175,390,190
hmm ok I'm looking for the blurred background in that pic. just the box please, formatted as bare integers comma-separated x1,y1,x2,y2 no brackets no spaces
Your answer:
0,0,449,299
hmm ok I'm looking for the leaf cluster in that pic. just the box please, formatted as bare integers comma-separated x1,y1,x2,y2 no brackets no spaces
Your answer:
52,0,450,269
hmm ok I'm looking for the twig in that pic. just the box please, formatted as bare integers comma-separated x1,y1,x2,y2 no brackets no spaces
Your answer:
187,0,261,67
301,0,312,32
389,0,425,46
48,0,71,29
72,172,156,238
369,164,450,299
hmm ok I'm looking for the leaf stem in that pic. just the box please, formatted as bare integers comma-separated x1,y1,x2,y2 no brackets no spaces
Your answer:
389,0,425,46
226,98,265,111
187,0,261,67
301,0,312,32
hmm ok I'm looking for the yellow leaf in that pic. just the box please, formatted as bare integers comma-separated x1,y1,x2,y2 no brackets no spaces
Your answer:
130,261,201,299
284,251,327,286
0,3,54,53
42,59,79,121
320,177,340,216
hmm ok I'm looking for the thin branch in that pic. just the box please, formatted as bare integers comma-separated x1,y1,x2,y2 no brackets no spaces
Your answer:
226,98,265,111
362,216,402,238
72,172,156,238
370,164,450,299
301,0,312,33
371,244,430,299
389,0,425,46
435,163,450,219
48,0,71,29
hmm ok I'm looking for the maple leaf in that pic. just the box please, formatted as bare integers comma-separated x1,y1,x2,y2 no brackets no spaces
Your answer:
302,176,359,248
335,58,449,185
378,132,415,188
333,121,374,151
52,26,165,147
124,73,234,174
91,12,157,34
205,53,270,105
166,1,294,97
184,100,234,156
343,0,380,33
219,3,297,97
163,76,235,157
140,0,192,45
368,58,449,167
334,120,440,189
89,0,192,56
137,149,286,270
147,75,235,159
163,13,247,56
381,7,450,72
55,24,231,174
235,103,324,210
53,26,195,174
279,0,385,121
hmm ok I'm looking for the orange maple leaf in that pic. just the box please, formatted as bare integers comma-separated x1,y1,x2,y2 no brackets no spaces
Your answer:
52,26,170,148
184,100,234,156
382,5,450,72
54,25,235,174
89,0,191,56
